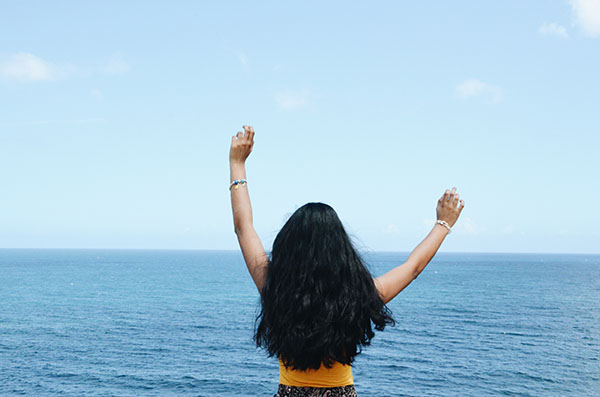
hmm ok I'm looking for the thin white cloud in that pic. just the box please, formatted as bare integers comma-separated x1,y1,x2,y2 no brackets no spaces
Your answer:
570,0,600,37
0,53,55,81
456,217,481,236
238,52,248,67
1,52,131,83
274,88,310,110
538,22,568,38
91,88,104,100
383,223,401,234
424,217,482,235
456,78,503,104
102,57,130,75
422,219,436,234
502,224,514,234
1,118,105,126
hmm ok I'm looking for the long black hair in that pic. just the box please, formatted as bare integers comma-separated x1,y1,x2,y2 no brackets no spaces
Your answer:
255,202,395,371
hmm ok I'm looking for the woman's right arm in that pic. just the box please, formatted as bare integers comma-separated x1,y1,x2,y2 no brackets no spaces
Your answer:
374,187,464,304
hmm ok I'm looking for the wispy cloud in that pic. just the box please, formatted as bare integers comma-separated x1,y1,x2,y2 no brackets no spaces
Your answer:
423,218,471,234
0,53,55,82
570,0,600,37
456,78,503,104
383,223,401,234
422,219,436,234
1,118,105,126
424,217,483,235
274,88,310,110
237,51,248,68
502,224,514,234
458,217,480,235
91,88,104,100
102,57,130,75
1,52,131,83
538,22,568,38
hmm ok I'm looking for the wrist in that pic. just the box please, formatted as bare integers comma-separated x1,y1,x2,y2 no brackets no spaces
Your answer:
230,160,246,167
434,220,451,234
433,224,450,236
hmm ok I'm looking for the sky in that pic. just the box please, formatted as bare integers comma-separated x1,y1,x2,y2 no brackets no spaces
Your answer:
1,1,599,254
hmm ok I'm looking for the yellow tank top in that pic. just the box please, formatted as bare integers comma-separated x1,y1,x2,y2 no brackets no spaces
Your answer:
278,358,354,387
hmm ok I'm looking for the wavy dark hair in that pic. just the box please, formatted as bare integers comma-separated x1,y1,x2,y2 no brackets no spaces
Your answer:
255,202,395,371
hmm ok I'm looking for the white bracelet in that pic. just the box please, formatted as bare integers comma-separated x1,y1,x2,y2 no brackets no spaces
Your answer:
436,220,451,233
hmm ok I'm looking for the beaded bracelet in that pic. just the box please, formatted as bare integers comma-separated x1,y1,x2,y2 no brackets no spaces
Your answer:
436,220,451,233
229,179,247,190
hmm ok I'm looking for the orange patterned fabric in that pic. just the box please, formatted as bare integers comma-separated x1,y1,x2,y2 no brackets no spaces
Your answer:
278,359,354,388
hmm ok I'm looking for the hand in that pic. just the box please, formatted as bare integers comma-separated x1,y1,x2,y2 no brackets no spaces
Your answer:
229,125,255,164
436,187,465,228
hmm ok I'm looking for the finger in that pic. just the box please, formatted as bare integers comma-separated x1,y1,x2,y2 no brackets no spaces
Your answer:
249,126,255,141
443,189,450,201
459,200,465,211
453,193,460,207
449,187,456,201
236,131,243,140
243,125,251,140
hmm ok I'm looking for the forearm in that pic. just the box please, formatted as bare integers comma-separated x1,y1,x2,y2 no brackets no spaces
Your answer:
374,188,463,304
230,161,253,232
407,224,449,276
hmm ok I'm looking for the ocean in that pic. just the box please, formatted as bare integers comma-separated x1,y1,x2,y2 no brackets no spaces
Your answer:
1,249,598,396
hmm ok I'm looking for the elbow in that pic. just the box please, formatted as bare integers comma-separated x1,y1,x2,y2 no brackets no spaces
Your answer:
234,222,253,236
233,220,245,235
412,260,427,280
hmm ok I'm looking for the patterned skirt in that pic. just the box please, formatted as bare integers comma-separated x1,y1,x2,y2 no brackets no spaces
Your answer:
274,384,358,397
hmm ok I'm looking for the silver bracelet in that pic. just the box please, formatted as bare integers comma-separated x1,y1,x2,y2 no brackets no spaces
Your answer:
436,220,451,233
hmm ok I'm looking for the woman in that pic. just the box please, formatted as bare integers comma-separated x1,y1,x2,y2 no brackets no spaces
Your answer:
229,125,464,396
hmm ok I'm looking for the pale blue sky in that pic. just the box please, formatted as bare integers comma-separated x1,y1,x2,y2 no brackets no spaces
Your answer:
1,1,599,253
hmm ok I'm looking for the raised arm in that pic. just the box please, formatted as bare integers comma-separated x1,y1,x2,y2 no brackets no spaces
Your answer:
229,125,269,293
374,187,464,304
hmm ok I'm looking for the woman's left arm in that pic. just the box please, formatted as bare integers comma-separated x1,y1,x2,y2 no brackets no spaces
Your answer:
229,125,268,293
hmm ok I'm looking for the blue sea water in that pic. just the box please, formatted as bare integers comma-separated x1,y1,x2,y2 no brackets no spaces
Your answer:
1,249,598,396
